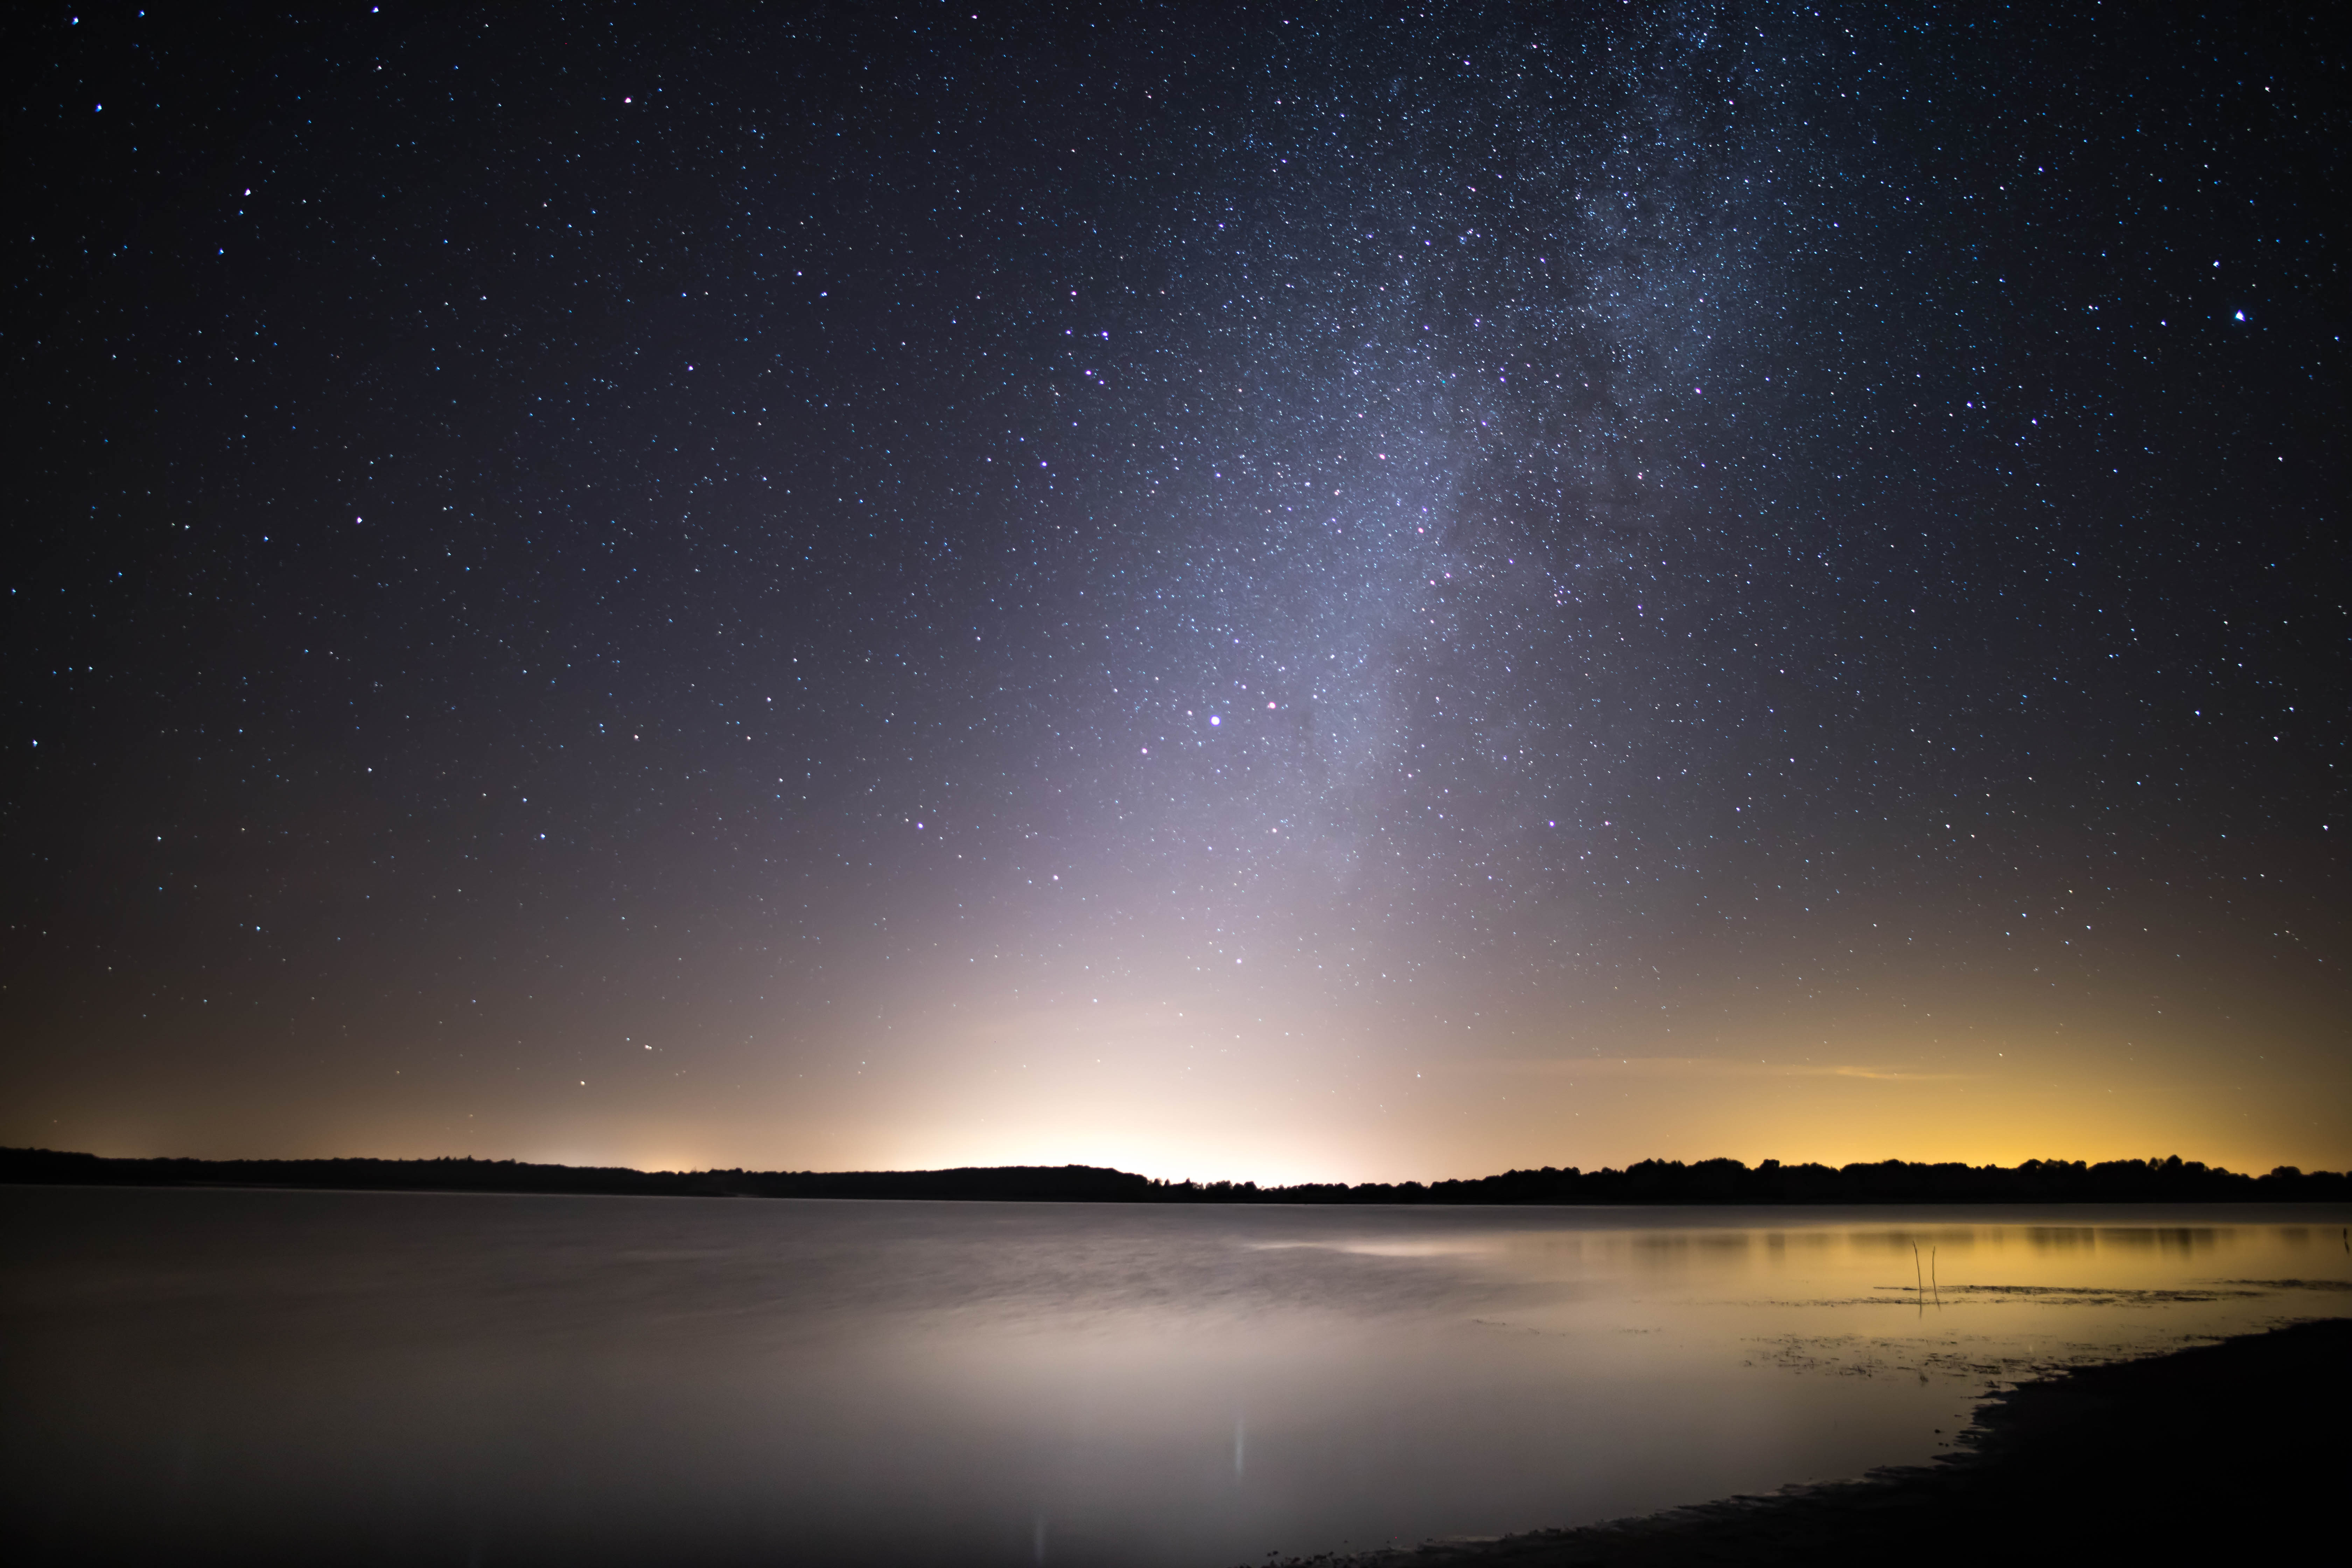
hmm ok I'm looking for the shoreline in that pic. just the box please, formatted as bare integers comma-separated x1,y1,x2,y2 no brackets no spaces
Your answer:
1276,1316,2352,1566
7,1146,2349,1205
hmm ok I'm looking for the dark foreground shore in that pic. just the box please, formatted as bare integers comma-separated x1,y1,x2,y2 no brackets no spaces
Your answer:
1283,1316,2352,1567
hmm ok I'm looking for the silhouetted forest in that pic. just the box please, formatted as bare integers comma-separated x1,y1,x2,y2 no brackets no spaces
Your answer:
5,1147,2347,1204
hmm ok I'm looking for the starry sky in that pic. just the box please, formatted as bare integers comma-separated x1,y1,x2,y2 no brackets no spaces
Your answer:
8,2,2344,1181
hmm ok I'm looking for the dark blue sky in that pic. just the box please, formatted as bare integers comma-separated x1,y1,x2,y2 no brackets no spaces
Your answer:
8,2,2343,1177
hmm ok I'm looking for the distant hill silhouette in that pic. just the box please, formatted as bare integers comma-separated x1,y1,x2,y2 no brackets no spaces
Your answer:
4,1147,2346,1203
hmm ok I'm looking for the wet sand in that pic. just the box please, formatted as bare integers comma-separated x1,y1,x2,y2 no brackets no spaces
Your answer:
1277,1316,2352,1567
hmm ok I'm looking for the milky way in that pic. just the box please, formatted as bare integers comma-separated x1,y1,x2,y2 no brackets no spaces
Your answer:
10,4,2343,1177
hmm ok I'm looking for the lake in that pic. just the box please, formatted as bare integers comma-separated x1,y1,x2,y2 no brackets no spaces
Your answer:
5,1186,2347,1566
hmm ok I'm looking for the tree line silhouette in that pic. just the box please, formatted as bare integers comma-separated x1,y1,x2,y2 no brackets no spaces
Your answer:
5,1146,2346,1203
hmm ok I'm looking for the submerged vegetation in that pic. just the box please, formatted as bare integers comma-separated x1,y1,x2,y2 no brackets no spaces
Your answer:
1263,1320,2352,1567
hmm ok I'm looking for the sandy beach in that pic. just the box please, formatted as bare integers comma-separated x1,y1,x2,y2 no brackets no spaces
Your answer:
1276,1315,2352,1567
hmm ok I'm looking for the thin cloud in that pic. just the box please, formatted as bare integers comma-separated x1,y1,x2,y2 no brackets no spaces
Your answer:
1468,1056,1971,1084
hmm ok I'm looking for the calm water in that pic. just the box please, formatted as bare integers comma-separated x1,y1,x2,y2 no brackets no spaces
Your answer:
5,1188,2348,1566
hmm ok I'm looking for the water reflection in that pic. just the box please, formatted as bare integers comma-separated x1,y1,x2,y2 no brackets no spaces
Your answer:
2,1190,2345,1568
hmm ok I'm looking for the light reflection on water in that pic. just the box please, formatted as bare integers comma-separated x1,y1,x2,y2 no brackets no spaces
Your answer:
2,1188,2346,1567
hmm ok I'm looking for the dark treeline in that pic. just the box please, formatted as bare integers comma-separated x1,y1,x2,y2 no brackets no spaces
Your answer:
5,1146,2349,1204
1261,1155,2352,1205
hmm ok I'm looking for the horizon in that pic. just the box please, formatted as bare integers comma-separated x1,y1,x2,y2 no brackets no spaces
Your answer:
8,6,2344,1181
19,1143,2340,1189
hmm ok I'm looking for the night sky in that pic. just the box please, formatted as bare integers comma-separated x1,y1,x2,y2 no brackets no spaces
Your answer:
9,3,2344,1181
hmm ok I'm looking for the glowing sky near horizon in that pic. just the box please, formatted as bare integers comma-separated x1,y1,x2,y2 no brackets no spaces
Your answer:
7,4,2344,1181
